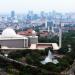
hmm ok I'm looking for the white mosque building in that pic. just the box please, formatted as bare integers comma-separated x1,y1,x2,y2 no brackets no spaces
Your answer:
0,27,59,50
0,27,28,49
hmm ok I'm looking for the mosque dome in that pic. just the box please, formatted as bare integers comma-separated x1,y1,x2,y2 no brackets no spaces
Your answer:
32,30,36,35
2,27,16,37
32,30,36,37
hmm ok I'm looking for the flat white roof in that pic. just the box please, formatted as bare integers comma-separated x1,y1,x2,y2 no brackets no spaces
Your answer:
27,36,38,38
0,35,28,40
29,43,59,50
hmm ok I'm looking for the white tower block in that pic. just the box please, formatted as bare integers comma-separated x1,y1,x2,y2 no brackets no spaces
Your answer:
45,20,47,28
52,27,54,33
48,26,50,32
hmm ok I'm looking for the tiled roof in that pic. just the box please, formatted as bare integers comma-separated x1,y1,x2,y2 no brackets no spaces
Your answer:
17,28,33,36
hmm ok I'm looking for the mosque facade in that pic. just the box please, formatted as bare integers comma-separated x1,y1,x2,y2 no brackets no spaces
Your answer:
0,28,38,49
0,27,59,50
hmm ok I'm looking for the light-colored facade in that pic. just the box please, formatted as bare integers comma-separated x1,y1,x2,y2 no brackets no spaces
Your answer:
28,36,38,46
0,27,59,50
0,28,28,48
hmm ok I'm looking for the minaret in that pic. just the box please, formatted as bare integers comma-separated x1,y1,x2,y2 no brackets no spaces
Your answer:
59,23,63,48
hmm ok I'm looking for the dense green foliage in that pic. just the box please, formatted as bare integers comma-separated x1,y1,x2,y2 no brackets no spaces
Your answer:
0,31,75,75
38,35,59,43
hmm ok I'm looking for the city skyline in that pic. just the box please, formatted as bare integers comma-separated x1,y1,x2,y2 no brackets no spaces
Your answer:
0,0,75,14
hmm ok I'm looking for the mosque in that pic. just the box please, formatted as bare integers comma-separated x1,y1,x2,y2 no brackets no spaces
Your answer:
0,27,59,50
0,27,38,49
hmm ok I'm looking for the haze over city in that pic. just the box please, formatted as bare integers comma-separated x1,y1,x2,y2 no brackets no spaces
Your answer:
0,0,75,14
0,0,75,75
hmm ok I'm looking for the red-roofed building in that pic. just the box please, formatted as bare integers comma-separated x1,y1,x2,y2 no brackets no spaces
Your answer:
17,28,34,36
39,31,49,37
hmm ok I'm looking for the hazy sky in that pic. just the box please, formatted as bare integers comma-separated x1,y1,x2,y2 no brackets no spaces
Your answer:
0,0,75,13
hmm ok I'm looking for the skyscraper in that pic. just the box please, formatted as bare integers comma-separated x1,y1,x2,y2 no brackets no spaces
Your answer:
11,10,15,18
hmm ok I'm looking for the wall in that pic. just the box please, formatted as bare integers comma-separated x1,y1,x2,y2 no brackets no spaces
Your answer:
0,39,27,48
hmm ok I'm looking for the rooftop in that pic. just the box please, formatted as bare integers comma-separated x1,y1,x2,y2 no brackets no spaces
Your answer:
0,27,28,39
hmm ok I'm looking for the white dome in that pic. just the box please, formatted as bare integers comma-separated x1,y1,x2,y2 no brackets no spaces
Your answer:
2,27,16,37
32,30,36,35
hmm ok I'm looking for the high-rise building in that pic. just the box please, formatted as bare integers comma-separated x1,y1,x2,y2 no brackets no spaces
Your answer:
11,10,15,18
